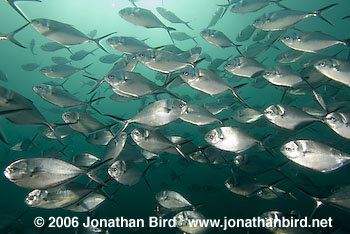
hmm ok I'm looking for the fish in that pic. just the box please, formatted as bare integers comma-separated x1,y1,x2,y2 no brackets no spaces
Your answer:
180,104,222,126
106,36,151,55
72,153,100,167
233,154,280,174
253,4,338,31
136,48,196,74
206,7,224,29
156,190,192,210
108,160,142,186
40,64,92,79
86,130,114,146
174,211,209,234
242,41,279,58
29,39,36,55
101,132,127,163
275,49,305,63
98,54,121,64
21,63,40,71
281,31,350,53
29,18,115,52
3,157,106,189
280,140,350,172
4,0,41,23
0,70,8,82
51,56,70,65
63,192,106,212
261,65,303,87
236,25,256,42
24,182,101,209
156,7,193,30
87,29,97,38
231,0,285,14
131,128,187,158
170,32,197,44
323,112,350,139
252,29,268,41
205,126,264,153
62,111,108,135
42,125,74,140
264,104,321,130
200,29,242,55
40,42,72,54
179,67,250,107
0,23,27,48
314,58,350,87
106,99,187,134
224,57,265,78
119,7,176,43
70,48,98,61
33,84,103,113
231,108,263,123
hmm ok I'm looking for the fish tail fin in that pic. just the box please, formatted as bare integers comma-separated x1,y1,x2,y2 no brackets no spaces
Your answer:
233,44,243,56
7,1,33,23
165,27,176,45
90,48,99,56
344,39,350,61
44,122,64,145
65,46,73,55
342,15,350,20
86,158,114,186
141,164,153,191
83,75,105,94
91,32,117,53
86,93,104,115
174,145,188,160
300,76,328,112
81,63,93,75
5,22,30,48
192,37,198,45
158,74,182,99
259,134,275,157
184,22,193,30
230,83,250,108
104,114,129,136
314,3,338,26
131,1,137,7
0,127,9,145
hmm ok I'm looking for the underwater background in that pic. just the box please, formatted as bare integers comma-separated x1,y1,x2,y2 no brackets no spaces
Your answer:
1,0,350,233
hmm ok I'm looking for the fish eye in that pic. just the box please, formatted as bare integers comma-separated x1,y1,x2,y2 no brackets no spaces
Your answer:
183,71,189,76
296,36,302,41
265,71,271,76
319,62,326,67
209,134,214,140
284,36,289,40
285,147,291,151
179,103,185,108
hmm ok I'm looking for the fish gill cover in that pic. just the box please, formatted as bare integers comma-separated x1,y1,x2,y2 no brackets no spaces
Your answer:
0,0,350,233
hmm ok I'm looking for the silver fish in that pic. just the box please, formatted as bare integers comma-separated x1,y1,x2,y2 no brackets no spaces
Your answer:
170,32,197,44
281,31,350,53
4,158,101,189
262,65,303,87
107,99,187,134
108,160,142,186
180,104,222,126
231,108,263,123
51,56,70,65
62,111,107,135
253,4,337,31
131,128,186,158
179,67,249,107
119,7,175,43
206,7,224,29
264,104,321,130
137,48,193,73
174,211,208,234
200,29,242,55
42,125,74,140
236,25,256,42
70,49,98,61
324,112,350,139
252,29,268,41
275,49,305,63
40,42,72,53
30,18,114,52
156,7,193,30
86,131,114,146
21,63,40,71
205,127,261,153
231,0,284,14
156,190,192,210
314,58,350,87
40,64,92,79
106,36,151,55
281,140,350,172
64,192,106,212
72,153,100,167
99,54,121,64
224,57,265,78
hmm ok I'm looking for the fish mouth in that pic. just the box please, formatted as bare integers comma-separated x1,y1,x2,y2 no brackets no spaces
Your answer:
3,167,12,180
